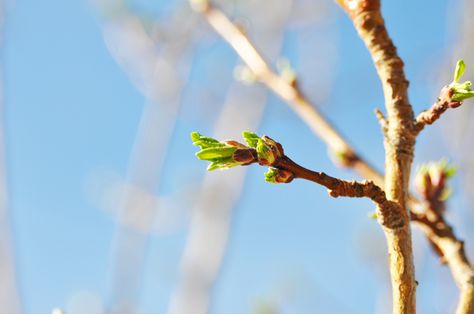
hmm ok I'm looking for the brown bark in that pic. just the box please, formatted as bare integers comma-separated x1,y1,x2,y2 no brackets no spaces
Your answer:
338,1,416,313
414,86,461,134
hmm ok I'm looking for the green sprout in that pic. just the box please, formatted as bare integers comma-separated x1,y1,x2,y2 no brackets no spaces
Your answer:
415,159,457,202
191,131,273,171
191,132,243,171
449,59,474,102
264,168,279,183
264,167,294,184
192,131,291,183
242,131,260,148
257,135,284,165
243,131,282,164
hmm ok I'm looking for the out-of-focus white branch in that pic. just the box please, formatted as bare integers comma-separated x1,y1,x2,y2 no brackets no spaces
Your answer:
95,0,338,313
166,85,269,314
167,1,337,313
166,3,287,312
0,77,22,314
97,3,196,313
0,0,22,312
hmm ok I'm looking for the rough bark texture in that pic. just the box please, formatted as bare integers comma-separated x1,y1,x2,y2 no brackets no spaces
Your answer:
338,1,417,313
436,237,474,314
413,210,474,314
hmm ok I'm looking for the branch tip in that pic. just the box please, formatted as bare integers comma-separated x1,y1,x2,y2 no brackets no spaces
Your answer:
415,59,474,134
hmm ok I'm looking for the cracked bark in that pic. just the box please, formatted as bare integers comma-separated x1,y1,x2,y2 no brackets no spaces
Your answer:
338,1,416,312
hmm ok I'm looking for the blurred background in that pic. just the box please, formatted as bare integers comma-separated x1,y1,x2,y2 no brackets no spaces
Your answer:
1,0,473,313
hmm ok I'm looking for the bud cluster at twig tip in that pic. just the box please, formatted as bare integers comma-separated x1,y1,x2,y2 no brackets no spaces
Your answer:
448,59,474,103
191,132,257,171
265,168,294,184
415,159,456,209
192,131,293,184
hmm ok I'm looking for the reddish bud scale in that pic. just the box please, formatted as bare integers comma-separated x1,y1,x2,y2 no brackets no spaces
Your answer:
233,148,258,165
275,169,294,183
224,140,247,149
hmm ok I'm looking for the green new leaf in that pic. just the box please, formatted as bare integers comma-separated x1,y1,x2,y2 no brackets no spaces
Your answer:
256,139,275,164
191,131,284,176
451,86,474,102
416,159,457,179
195,146,236,160
207,157,239,171
264,168,279,184
191,131,257,171
242,131,260,148
449,59,474,102
437,159,457,178
190,131,201,142
445,165,457,178
415,159,457,201
454,59,466,82
439,187,453,201
191,132,224,149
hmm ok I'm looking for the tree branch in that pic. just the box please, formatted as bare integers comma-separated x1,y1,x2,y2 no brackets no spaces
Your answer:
412,212,474,314
375,107,388,135
414,86,463,134
273,156,404,229
193,132,404,229
337,1,416,312
192,1,474,312
414,59,474,134
412,164,474,314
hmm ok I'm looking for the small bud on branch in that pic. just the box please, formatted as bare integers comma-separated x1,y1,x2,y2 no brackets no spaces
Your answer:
414,159,456,217
414,59,474,133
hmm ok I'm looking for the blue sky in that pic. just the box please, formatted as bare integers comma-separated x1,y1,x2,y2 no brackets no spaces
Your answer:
2,0,469,313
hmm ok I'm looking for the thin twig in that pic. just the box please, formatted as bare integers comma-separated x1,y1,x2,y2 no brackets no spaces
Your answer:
412,213,474,314
412,168,474,314
414,85,462,134
272,155,404,229
196,135,404,229
374,107,388,135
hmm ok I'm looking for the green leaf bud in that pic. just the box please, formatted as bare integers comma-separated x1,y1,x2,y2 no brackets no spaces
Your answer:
195,146,237,160
449,59,474,102
454,59,466,83
264,168,294,183
242,131,260,148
